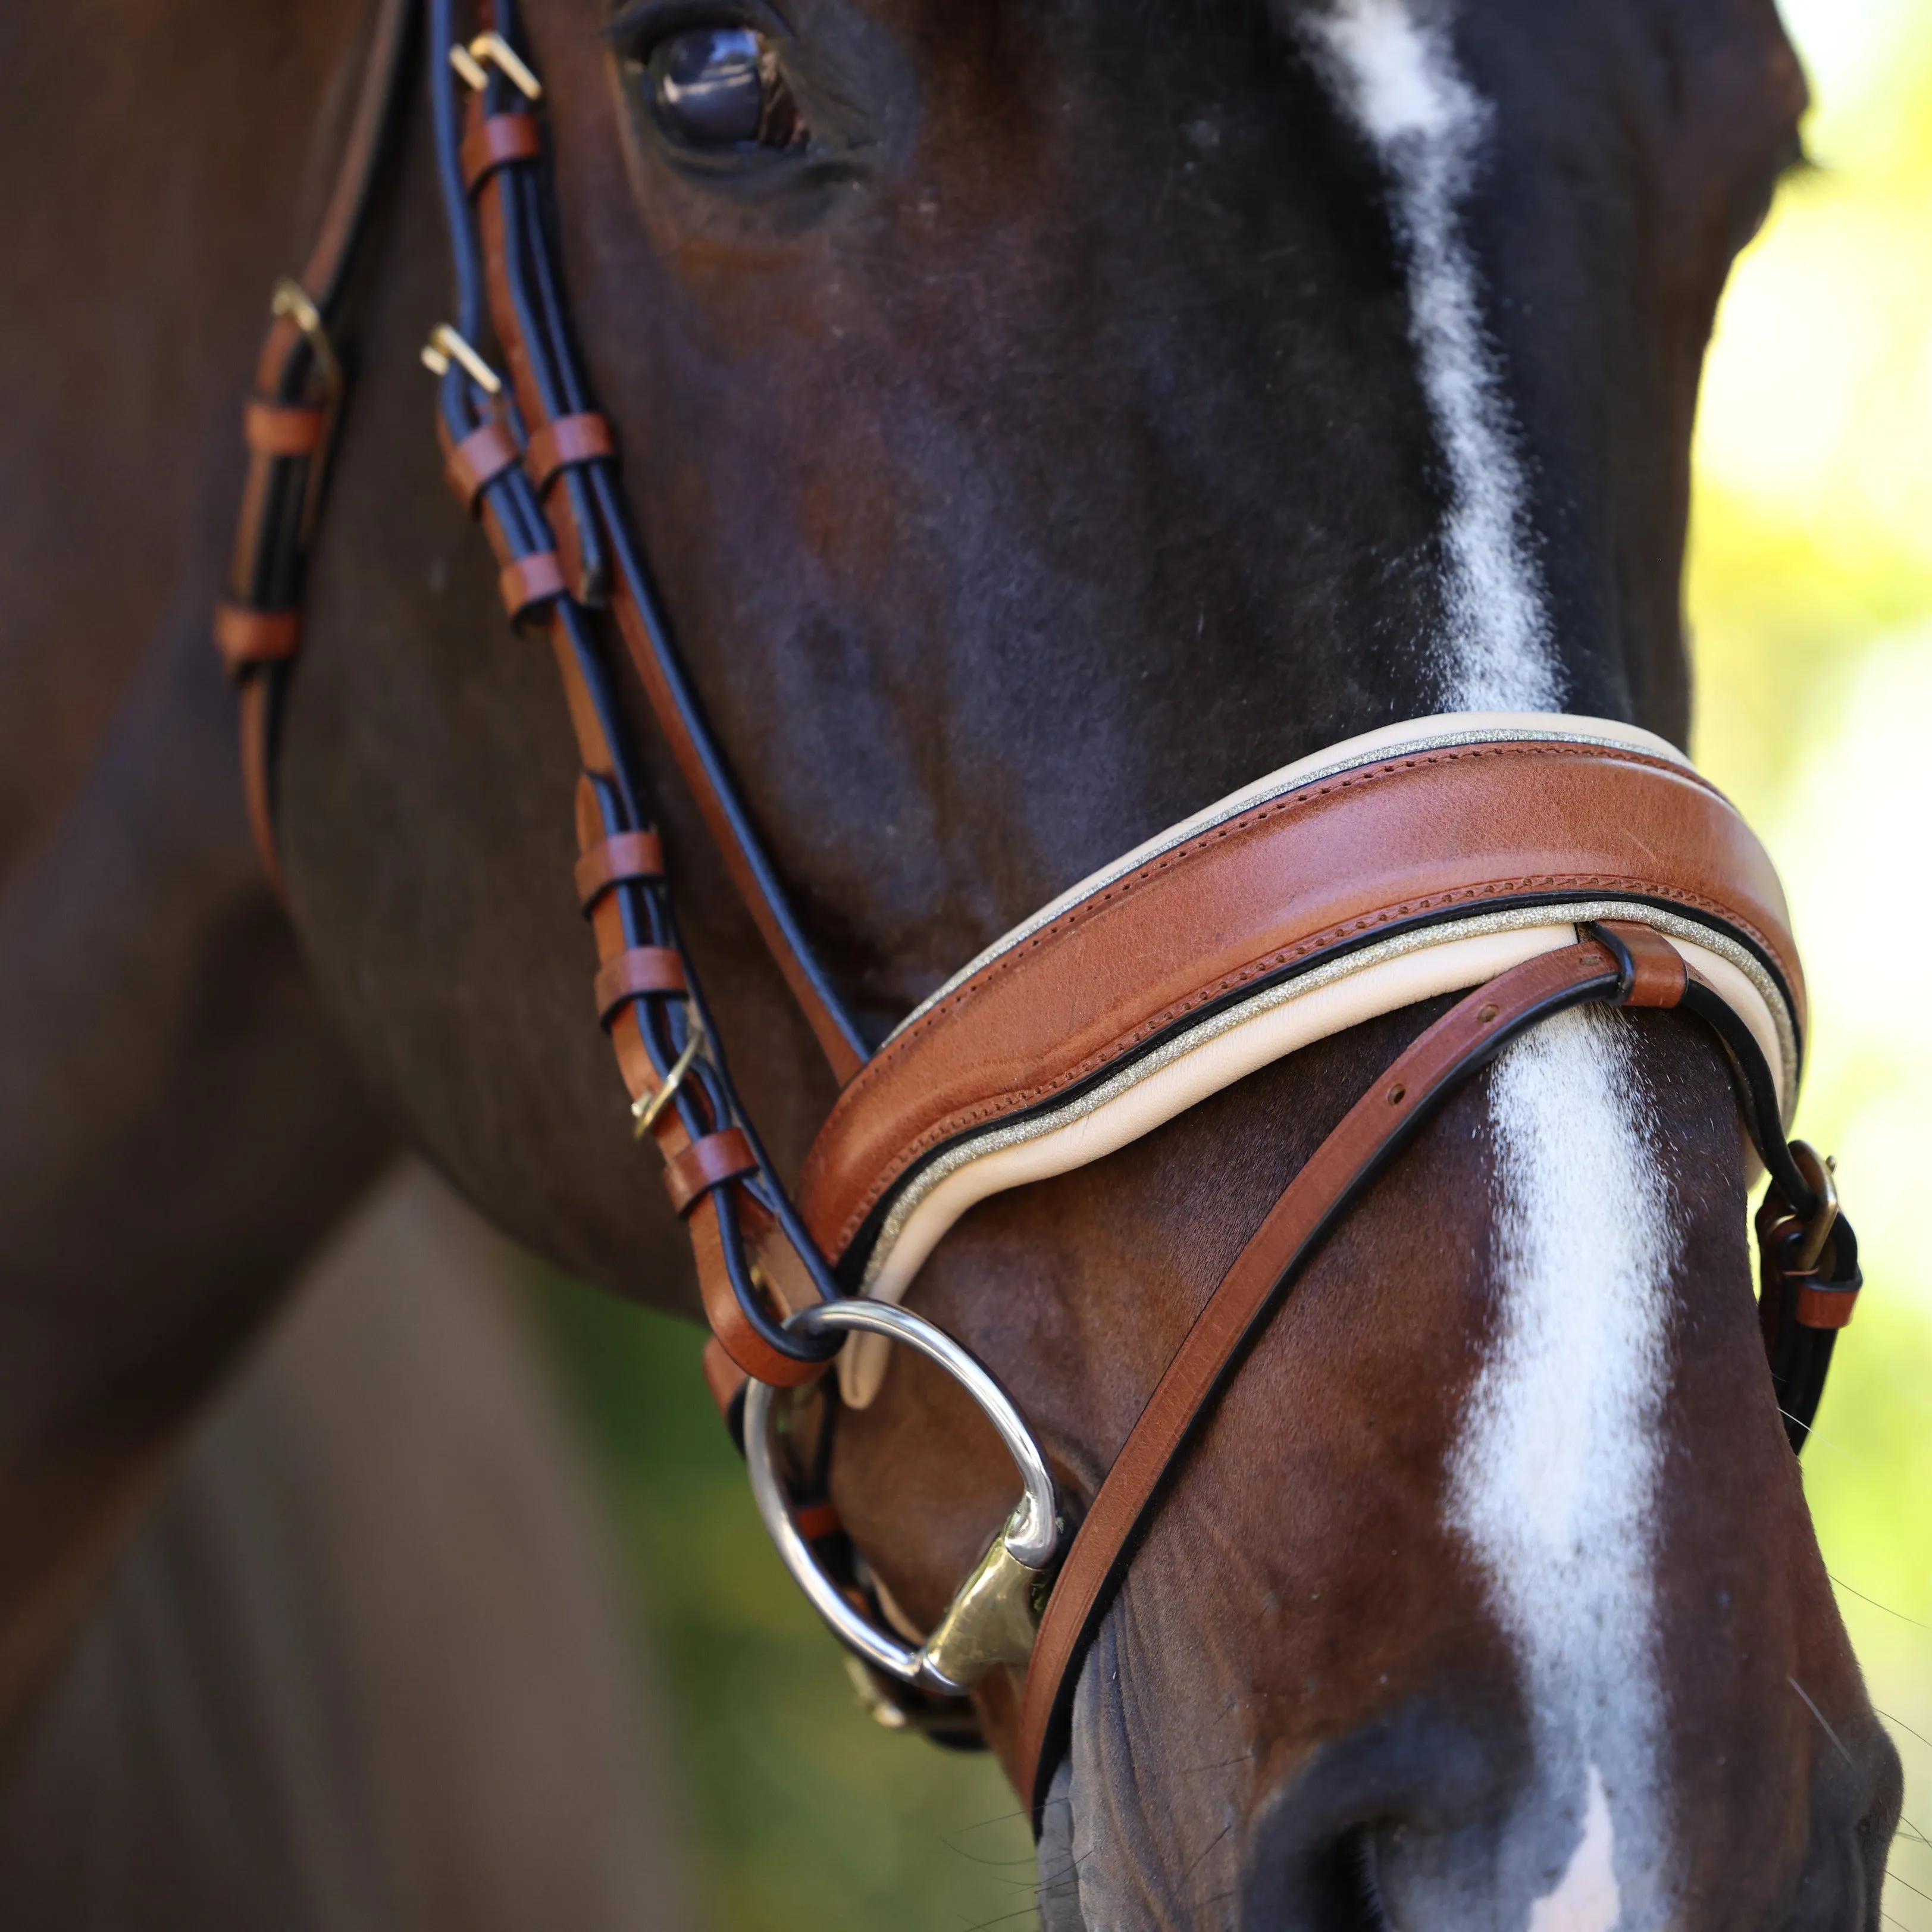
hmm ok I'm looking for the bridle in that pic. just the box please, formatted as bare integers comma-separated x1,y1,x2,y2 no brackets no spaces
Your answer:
214,0,1865,1825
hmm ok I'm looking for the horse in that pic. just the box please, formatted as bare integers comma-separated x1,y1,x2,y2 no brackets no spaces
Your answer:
2,0,1903,1926
1,3,691,1925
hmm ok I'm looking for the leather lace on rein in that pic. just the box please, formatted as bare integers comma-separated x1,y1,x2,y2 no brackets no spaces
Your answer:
216,0,1864,1827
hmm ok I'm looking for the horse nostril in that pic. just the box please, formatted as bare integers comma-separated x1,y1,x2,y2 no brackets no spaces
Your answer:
1776,1717,1903,1932
1240,1701,1506,1927
1244,1823,1402,1932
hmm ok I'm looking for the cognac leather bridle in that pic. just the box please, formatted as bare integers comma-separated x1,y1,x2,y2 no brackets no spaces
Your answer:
215,0,1864,1823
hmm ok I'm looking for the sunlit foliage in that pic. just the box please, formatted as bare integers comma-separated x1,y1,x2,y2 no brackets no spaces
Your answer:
1692,4,1932,1920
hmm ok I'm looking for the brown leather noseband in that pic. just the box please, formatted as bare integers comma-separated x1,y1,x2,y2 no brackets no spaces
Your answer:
216,0,1863,1830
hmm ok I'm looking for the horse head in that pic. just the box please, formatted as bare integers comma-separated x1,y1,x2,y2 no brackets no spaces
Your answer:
277,0,1900,1923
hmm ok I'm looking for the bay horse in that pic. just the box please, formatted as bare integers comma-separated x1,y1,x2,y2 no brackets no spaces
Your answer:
0,0,1902,1926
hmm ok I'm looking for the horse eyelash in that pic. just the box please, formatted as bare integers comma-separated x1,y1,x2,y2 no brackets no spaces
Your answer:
1348,1828,1395,1932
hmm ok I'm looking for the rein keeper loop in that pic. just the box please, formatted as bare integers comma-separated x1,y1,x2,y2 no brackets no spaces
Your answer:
665,1129,759,1216
576,829,666,909
445,419,522,511
527,412,615,495
498,550,566,619
593,945,688,1023
461,110,541,193
215,605,302,674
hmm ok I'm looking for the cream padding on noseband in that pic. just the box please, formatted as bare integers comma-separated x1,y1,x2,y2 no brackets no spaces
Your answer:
840,715,1798,1407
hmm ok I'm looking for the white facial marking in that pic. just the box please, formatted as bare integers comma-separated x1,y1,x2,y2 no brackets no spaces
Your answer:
1303,7,1670,1914
1056,11,1673,1919
1301,0,1561,711
1448,1007,1676,1928
1529,1765,1621,1932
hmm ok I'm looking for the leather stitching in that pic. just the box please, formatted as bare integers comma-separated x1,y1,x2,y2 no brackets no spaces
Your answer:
811,745,1783,1255
860,746,1723,1078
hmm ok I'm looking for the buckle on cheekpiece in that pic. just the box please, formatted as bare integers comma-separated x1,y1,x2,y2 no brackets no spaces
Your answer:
1756,1141,1861,1451
1759,1139,1859,1324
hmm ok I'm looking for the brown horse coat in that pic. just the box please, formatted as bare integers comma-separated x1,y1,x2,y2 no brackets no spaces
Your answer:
0,0,1903,1921
1,1,691,1921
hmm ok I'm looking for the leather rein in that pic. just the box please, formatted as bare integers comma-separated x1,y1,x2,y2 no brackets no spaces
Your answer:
215,0,1864,1824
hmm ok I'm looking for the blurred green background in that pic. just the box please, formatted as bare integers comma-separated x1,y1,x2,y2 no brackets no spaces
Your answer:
532,5,1932,1925
537,1284,1039,1931
1689,2,1932,1925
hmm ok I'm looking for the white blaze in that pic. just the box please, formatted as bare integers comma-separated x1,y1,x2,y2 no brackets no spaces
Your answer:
1449,1009,1676,1925
1302,5,1673,1920
1529,1765,1623,1932
1057,10,1684,1924
1301,0,1561,711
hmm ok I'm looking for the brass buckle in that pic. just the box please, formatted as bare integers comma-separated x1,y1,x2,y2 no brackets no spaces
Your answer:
419,322,503,394
270,276,341,402
1788,1140,1840,1272
631,1016,706,1138
449,31,543,100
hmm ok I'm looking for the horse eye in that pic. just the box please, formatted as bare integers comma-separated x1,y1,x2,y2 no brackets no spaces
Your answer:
647,27,805,152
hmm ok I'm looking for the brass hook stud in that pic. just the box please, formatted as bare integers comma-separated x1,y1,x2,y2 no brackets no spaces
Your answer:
449,32,543,100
